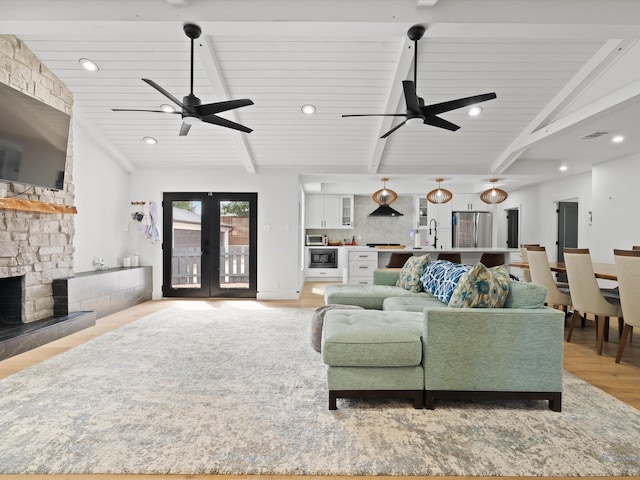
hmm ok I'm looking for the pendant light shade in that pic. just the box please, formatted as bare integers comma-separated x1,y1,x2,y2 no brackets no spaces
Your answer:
372,178,398,205
426,178,453,204
480,178,508,204
369,178,403,216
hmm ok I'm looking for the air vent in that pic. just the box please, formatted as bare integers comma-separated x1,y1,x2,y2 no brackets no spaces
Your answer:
581,131,609,140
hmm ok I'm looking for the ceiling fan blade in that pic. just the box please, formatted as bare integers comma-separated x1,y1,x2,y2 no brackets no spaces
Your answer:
342,114,407,118
111,108,181,113
179,122,191,136
402,81,421,112
422,92,497,116
202,114,253,133
142,78,187,110
423,115,460,131
195,99,254,117
380,120,407,139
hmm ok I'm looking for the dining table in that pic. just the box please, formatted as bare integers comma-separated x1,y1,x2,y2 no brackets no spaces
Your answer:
509,261,618,281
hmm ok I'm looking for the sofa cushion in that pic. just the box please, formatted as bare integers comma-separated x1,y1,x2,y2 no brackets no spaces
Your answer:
504,280,548,309
324,283,429,310
322,310,423,367
396,254,431,292
382,295,446,311
448,263,510,308
421,260,472,304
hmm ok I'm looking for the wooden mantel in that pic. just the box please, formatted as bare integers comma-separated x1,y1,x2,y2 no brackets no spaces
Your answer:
0,198,77,214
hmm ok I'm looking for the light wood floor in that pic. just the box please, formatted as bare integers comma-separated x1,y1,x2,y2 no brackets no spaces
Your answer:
1,281,638,480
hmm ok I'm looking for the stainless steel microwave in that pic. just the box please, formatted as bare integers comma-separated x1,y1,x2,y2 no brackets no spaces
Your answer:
306,234,326,246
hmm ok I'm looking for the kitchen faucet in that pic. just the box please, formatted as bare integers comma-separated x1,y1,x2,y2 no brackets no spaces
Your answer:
429,219,438,249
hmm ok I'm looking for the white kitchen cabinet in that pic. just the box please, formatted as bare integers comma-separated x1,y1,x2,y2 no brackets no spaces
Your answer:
452,193,480,211
347,250,378,284
429,201,452,230
306,194,353,229
413,196,430,230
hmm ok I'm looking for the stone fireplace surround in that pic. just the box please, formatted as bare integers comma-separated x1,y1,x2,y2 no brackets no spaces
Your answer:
0,35,75,325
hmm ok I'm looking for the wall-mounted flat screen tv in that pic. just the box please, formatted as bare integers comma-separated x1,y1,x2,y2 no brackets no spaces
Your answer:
0,82,71,191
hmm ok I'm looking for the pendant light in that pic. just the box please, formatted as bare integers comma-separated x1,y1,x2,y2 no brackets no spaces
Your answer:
426,178,453,204
369,178,403,216
480,178,508,204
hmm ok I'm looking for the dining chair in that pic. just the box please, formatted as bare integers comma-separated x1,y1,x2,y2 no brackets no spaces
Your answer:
520,243,539,282
564,248,623,355
526,246,572,315
632,246,640,251
613,249,640,363
479,252,505,268
386,252,414,268
437,252,461,264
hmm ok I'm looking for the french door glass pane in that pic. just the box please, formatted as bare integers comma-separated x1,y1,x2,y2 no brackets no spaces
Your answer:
171,200,202,289
219,200,250,289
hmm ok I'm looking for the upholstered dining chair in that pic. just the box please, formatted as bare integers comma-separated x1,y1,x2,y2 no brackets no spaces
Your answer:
564,248,623,355
437,252,461,264
526,246,572,315
479,252,505,268
613,249,640,363
520,244,540,282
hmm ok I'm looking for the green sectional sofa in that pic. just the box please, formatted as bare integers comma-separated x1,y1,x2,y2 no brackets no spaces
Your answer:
321,268,565,411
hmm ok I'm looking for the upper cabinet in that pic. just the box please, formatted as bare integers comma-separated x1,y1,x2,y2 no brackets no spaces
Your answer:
414,195,451,230
306,194,354,229
452,193,480,211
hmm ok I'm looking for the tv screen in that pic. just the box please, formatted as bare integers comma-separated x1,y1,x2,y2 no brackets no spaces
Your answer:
0,82,71,191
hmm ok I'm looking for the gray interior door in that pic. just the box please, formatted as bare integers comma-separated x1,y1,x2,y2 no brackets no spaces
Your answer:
557,201,578,281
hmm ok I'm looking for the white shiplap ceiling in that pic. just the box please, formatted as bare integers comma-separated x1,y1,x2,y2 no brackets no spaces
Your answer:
2,0,640,196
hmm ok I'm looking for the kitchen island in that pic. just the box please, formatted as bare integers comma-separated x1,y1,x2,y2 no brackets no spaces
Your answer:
342,246,519,284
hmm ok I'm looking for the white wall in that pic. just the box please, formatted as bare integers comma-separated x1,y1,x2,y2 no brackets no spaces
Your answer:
72,124,130,272
127,167,301,300
497,171,592,261
591,153,640,262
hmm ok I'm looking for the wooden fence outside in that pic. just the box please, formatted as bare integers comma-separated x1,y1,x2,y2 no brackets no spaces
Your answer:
171,245,249,287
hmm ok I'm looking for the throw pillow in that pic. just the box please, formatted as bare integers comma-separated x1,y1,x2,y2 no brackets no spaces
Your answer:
395,254,431,292
448,262,510,308
421,260,472,304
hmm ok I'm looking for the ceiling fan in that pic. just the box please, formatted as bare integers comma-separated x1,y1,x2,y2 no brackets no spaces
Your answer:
342,24,497,139
112,23,253,136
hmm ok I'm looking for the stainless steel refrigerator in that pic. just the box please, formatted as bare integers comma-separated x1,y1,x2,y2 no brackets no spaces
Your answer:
452,211,493,248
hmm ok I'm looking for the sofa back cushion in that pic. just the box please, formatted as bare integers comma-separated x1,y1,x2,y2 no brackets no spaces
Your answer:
395,254,431,292
504,280,548,309
448,263,510,308
421,260,471,303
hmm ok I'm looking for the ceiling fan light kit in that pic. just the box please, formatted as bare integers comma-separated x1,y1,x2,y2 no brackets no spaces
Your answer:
111,23,254,136
342,24,497,139
426,178,453,204
480,179,508,204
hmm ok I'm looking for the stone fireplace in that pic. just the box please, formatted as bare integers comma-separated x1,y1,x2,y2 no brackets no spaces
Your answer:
0,35,75,324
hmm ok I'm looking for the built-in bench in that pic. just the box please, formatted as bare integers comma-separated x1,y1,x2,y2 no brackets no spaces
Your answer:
53,266,152,319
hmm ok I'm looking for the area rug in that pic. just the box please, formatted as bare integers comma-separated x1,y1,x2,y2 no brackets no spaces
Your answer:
0,305,639,476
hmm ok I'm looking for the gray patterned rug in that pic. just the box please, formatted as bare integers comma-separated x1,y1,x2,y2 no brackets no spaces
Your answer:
0,305,639,475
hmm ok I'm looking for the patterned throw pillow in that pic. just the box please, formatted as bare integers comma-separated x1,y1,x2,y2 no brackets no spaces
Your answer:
395,254,431,292
421,260,472,304
448,262,510,308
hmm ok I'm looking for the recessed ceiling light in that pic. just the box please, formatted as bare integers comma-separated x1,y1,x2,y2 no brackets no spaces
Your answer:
143,136,157,145
559,165,568,172
468,106,483,116
78,58,99,72
301,104,316,115
161,104,176,113
612,135,625,143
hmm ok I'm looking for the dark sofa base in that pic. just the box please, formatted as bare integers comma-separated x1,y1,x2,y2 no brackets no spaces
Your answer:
425,390,562,412
329,390,424,410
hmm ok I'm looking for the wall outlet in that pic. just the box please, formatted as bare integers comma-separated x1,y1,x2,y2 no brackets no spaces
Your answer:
274,281,280,289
